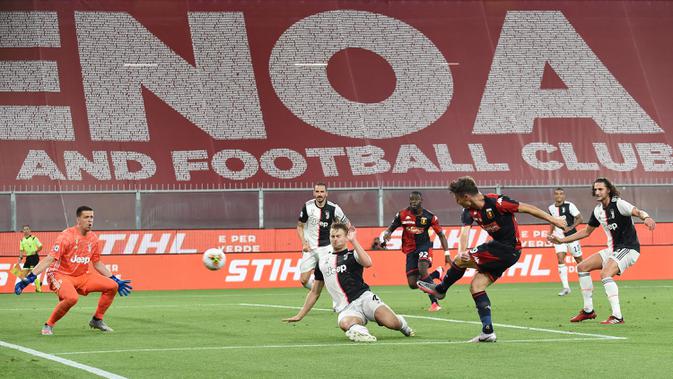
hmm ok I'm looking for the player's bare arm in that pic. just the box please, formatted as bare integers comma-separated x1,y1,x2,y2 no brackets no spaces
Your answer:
519,202,567,229
296,221,309,252
456,225,471,262
93,261,113,277
437,231,450,252
283,280,324,322
548,225,596,244
632,207,656,230
348,229,372,267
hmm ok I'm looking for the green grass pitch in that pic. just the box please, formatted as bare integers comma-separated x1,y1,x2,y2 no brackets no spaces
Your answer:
1,281,672,378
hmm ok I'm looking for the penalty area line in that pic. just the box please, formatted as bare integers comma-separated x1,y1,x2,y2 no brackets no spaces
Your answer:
0,339,127,379
239,303,627,341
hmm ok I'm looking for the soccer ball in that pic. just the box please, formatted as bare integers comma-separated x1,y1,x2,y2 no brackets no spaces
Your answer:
202,248,226,271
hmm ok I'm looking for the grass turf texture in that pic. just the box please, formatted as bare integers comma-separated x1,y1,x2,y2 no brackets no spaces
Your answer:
1,280,672,378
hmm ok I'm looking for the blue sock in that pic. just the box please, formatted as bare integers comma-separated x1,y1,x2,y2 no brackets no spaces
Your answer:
473,291,493,334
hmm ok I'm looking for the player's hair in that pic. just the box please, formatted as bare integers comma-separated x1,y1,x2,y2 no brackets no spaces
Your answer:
593,177,620,197
22,224,30,229
76,205,93,216
554,187,564,193
330,223,349,235
410,190,422,198
449,176,479,196
314,182,327,190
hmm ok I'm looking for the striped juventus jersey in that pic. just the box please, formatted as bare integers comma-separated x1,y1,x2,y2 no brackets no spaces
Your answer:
298,200,349,248
588,197,640,252
314,248,369,313
548,201,580,237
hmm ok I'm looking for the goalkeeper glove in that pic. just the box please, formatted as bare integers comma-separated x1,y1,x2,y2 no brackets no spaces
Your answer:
15,272,37,295
110,275,133,296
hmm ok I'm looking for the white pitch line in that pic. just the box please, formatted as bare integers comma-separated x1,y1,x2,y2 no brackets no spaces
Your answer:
54,337,614,356
0,339,127,379
238,303,626,340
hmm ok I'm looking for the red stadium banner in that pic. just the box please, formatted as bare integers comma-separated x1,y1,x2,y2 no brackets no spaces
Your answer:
0,1,672,189
0,224,670,256
2,246,672,294
1,224,671,293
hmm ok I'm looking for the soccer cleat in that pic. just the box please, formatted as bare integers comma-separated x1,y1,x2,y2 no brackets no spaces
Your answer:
401,326,415,337
469,332,496,343
89,317,114,332
428,302,442,312
600,315,624,325
345,328,377,342
35,279,42,293
416,281,446,300
558,288,571,296
570,309,597,323
41,324,53,335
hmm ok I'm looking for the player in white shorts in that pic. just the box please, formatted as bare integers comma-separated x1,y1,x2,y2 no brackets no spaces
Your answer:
548,177,656,325
284,223,414,342
547,188,584,296
296,183,350,289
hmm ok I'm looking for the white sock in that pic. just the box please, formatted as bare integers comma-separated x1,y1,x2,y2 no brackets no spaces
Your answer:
558,264,569,289
302,274,315,290
578,272,594,312
396,315,408,331
602,277,622,319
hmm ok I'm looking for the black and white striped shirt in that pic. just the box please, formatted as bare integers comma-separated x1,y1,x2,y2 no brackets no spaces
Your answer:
314,248,369,313
298,200,348,248
588,197,640,252
548,201,580,237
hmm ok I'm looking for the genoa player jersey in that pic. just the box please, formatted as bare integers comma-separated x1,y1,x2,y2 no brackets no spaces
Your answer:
548,201,580,237
46,226,102,277
388,208,442,254
461,194,522,250
588,197,640,252
314,248,370,313
298,200,349,248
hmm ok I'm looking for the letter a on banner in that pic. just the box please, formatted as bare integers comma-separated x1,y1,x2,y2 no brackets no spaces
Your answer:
474,11,662,135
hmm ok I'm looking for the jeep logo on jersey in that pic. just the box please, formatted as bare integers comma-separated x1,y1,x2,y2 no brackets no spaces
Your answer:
70,255,91,264
607,223,618,231
336,264,347,273
319,221,329,228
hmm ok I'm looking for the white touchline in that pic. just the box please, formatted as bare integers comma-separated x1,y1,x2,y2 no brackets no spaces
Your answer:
238,303,627,340
55,337,614,356
0,339,127,379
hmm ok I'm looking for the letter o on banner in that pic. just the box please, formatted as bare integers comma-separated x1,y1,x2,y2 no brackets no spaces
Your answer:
270,10,453,139
261,149,307,179
211,149,259,180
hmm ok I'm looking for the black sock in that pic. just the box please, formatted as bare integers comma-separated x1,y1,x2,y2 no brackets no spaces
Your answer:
436,261,466,293
473,291,493,334
429,269,441,280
